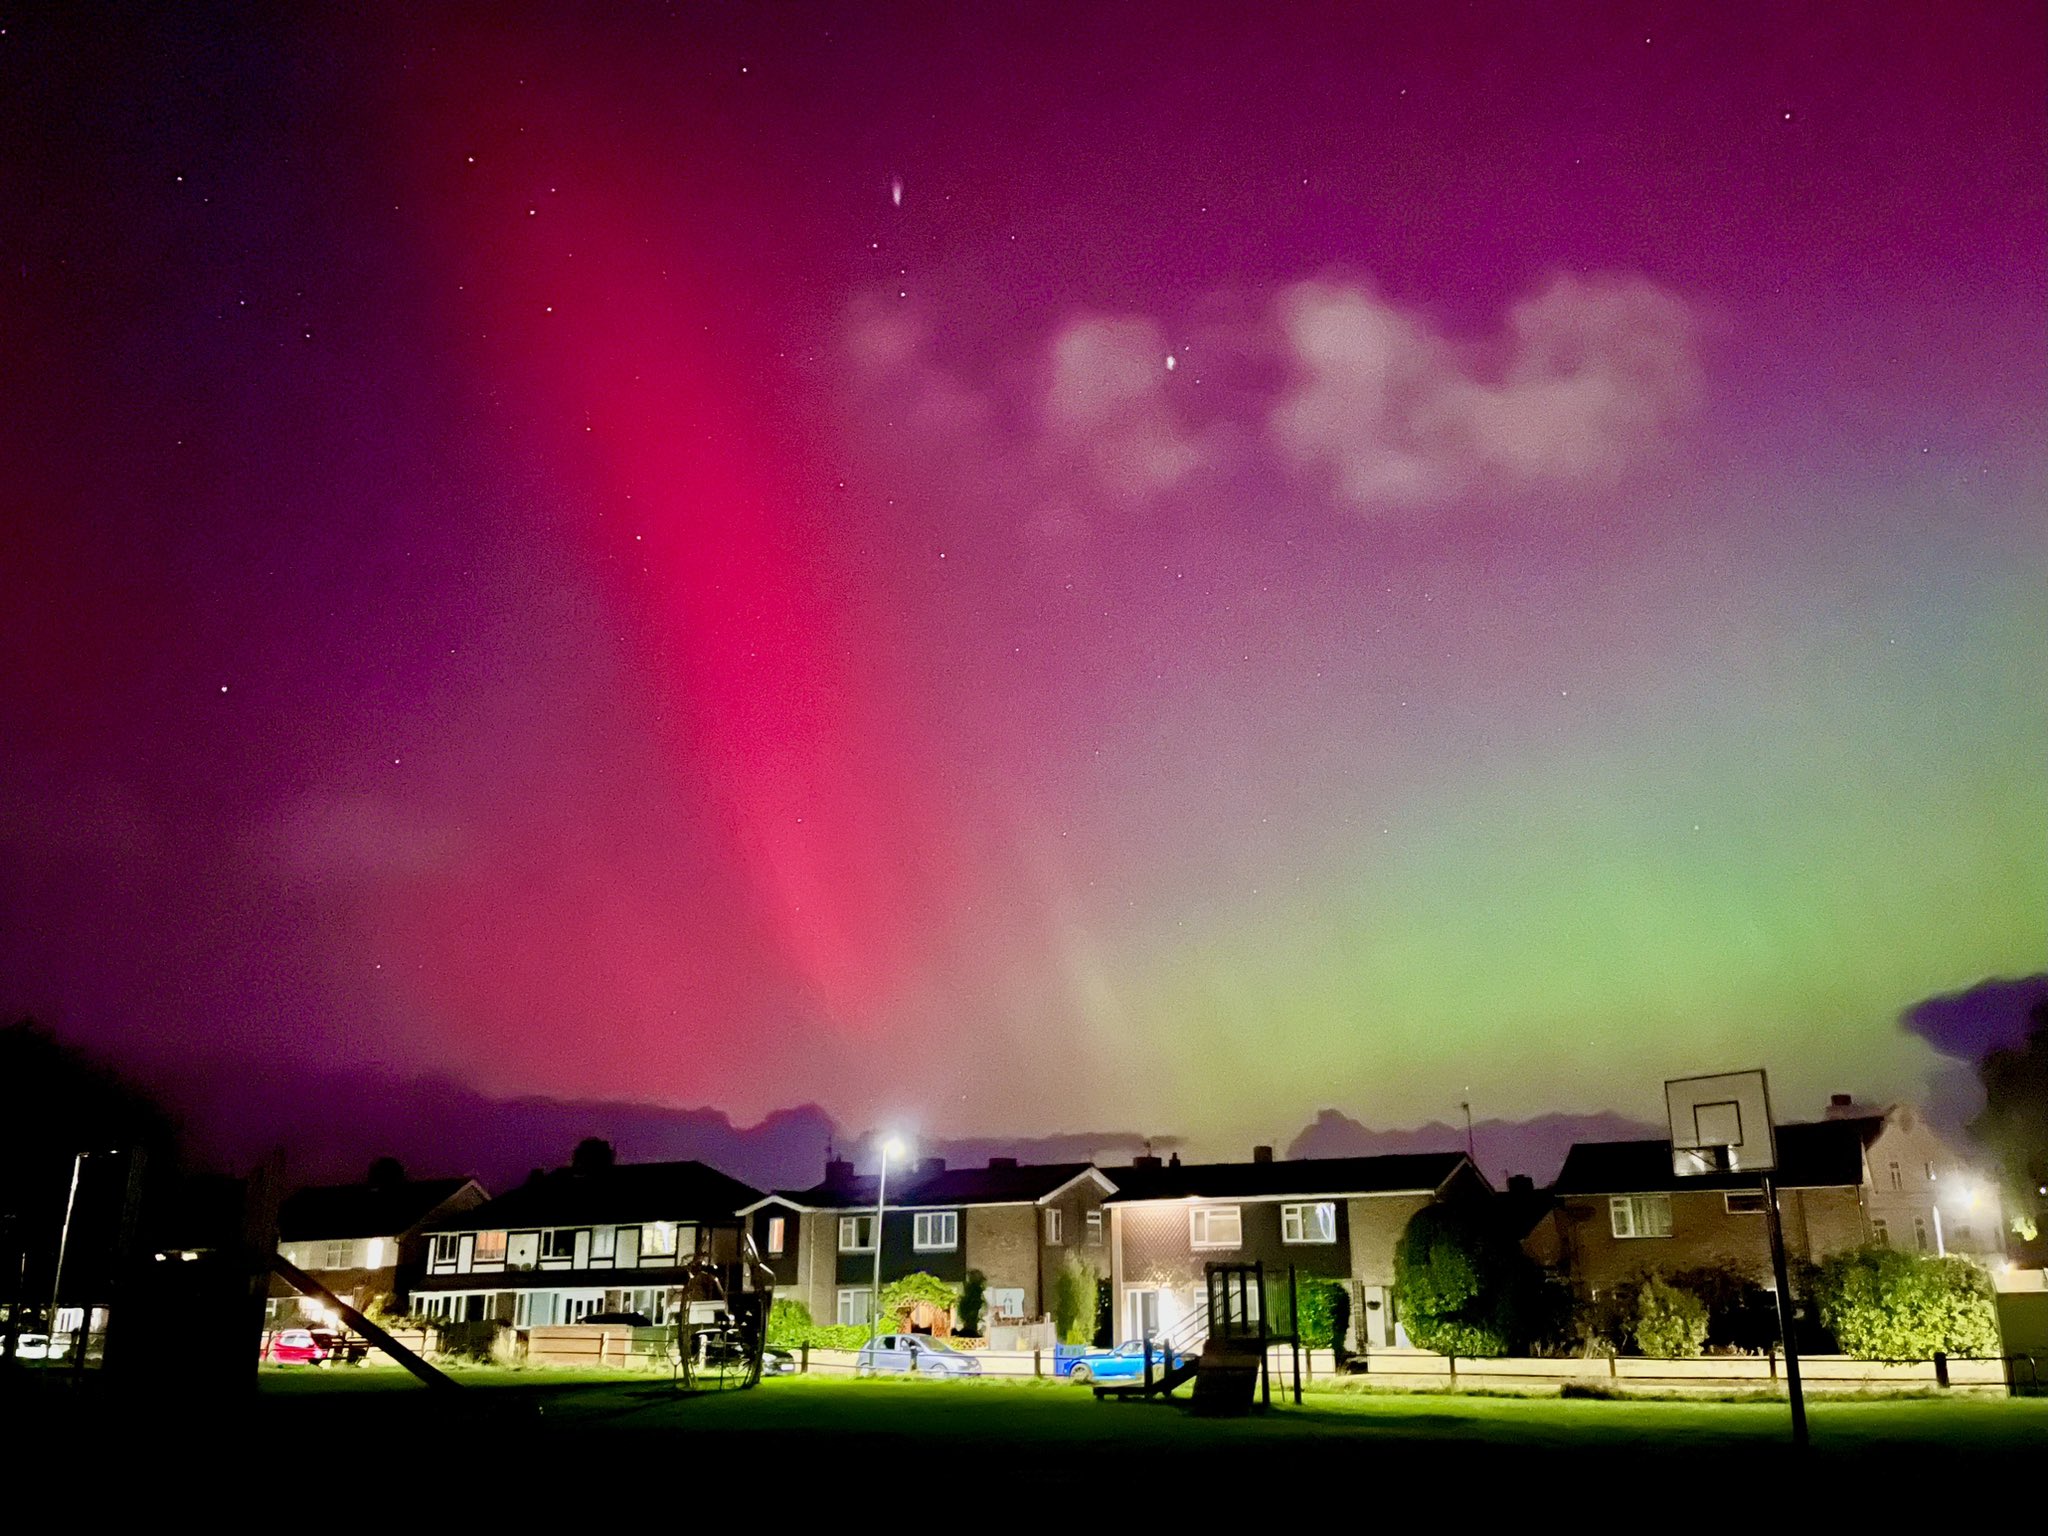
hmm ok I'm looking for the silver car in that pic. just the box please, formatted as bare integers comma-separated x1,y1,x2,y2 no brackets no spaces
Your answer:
853,1333,982,1378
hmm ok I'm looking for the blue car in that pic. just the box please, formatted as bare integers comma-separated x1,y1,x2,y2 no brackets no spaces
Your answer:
853,1333,983,1378
1060,1339,1180,1385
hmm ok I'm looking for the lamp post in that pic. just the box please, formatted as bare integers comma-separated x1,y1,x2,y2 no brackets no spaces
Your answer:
49,1149,111,1341
869,1138,903,1342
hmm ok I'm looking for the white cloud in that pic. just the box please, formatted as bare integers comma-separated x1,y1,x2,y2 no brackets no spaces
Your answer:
842,270,1701,520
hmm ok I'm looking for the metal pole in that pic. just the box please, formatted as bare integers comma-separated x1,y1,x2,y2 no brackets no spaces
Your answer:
1761,1175,1808,1447
868,1147,890,1343
1288,1265,1302,1405
47,1152,85,1337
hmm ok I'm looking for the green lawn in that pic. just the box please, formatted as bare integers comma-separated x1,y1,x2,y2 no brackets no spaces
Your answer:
244,1366,2047,1462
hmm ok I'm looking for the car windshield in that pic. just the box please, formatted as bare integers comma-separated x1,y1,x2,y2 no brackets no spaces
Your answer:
912,1337,955,1352
1116,1340,1145,1355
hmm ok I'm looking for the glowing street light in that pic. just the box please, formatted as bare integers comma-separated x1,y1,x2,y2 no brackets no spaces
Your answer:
869,1137,905,1343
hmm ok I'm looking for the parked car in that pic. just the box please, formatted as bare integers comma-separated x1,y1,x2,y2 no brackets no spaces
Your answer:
1061,1339,1180,1385
690,1331,797,1376
265,1328,333,1365
7,1331,69,1362
854,1334,982,1378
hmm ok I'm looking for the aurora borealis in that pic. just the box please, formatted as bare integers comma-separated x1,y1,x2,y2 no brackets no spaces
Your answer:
3,4,2042,1172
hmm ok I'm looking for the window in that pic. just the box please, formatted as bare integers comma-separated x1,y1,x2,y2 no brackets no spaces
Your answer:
1085,1210,1103,1246
508,1232,539,1270
839,1215,875,1253
1044,1208,1063,1245
540,1229,578,1262
472,1231,507,1264
321,1240,353,1269
766,1216,787,1256
1913,1217,1929,1252
588,1226,614,1262
1189,1206,1242,1249
641,1221,678,1258
1281,1203,1337,1244
913,1211,957,1251
365,1238,386,1268
430,1234,460,1266
1925,1161,1937,1182
1888,1160,1902,1191
1608,1195,1673,1239
1723,1193,1768,1215
836,1289,873,1326
988,1287,1025,1320
1870,1217,1890,1247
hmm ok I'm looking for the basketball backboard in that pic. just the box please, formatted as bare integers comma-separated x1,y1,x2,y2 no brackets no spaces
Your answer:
1665,1069,1776,1176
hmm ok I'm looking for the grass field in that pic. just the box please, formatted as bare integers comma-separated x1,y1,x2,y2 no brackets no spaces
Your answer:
21,1368,2041,1510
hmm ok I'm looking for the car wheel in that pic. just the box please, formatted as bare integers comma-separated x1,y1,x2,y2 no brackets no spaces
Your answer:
1069,1364,1092,1384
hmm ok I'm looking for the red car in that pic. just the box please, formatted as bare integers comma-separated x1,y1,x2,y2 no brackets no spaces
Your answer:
265,1327,332,1365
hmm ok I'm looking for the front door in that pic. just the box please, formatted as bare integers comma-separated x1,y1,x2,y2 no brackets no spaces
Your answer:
1125,1287,1159,1343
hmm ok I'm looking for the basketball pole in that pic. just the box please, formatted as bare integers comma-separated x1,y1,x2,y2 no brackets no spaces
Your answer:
1760,1173,1809,1447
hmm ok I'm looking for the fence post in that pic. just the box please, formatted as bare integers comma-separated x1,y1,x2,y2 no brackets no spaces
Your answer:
800,1342,809,1375
1609,1353,1618,1380
1934,1350,1949,1388
1033,1347,1042,1378
1448,1353,1457,1384
1768,1346,1778,1381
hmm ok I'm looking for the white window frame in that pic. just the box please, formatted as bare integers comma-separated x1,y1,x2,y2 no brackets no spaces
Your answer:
839,1215,876,1253
1085,1209,1103,1246
913,1211,958,1252
472,1230,508,1265
1189,1206,1242,1250
766,1216,787,1256
430,1234,460,1267
1608,1194,1673,1239
641,1221,678,1259
836,1288,873,1326
322,1240,353,1269
540,1228,578,1262
1280,1202,1337,1244
1044,1208,1063,1246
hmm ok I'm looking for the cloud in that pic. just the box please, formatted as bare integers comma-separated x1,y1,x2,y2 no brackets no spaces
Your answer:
1900,974,2048,1062
1287,1105,1662,1187
1268,273,1700,510
845,270,1701,520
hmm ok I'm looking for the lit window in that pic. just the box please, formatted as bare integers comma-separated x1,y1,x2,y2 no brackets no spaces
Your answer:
838,1215,875,1253
1189,1206,1242,1249
1086,1210,1103,1246
1044,1208,1064,1245
913,1211,957,1251
472,1231,507,1265
541,1229,578,1261
1723,1193,1768,1215
641,1222,678,1258
1281,1203,1337,1244
321,1240,353,1269
1608,1195,1673,1239
766,1216,787,1256
836,1288,873,1326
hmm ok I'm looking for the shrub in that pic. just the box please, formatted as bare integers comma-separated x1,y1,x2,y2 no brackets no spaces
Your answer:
1291,1280,1345,1348
1812,1247,2001,1360
1631,1274,1709,1357
957,1270,987,1337
1053,1260,1096,1344
1667,1264,1780,1353
1394,1202,1554,1356
764,1297,813,1348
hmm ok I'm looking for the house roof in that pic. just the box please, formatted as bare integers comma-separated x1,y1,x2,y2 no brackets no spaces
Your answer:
1551,1117,1879,1196
1101,1151,1474,1204
766,1161,1104,1211
423,1160,762,1233
277,1177,479,1242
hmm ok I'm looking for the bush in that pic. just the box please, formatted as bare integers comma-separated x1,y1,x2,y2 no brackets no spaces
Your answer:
957,1270,987,1337
1812,1247,2001,1360
878,1271,959,1324
764,1297,813,1348
1394,1202,1556,1356
1053,1260,1096,1344
1632,1274,1709,1357
1284,1279,1352,1348
1667,1264,1780,1353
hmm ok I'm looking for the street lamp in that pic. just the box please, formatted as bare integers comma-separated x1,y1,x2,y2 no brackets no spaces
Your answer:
49,1149,117,1343
869,1137,904,1342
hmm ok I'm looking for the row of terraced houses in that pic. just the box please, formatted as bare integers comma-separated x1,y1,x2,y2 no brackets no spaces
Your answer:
270,1096,2007,1348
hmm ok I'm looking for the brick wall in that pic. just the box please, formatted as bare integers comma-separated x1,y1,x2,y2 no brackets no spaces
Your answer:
1557,1185,1870,1292
966,1206,1040,1315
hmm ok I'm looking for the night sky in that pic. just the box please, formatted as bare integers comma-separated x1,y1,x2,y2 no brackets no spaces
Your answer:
4,4,2042,1172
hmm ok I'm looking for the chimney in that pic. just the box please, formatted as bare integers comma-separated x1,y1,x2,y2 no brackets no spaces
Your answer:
987,1156,1018,1169
1168,1152,1181,1167
824,1155,855,1193
1132,1153,1163,1170
1830,1093,1852,1107
1252,1145,1274,1164
1507,1174,1534,1196
915,1156,946,1178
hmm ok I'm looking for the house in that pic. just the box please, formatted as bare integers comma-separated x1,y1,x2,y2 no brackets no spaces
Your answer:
268,1170,487,1323
1103,1145,1490,1351
411,1159,762,1327
1540,1100,2005,1297
742,1155,1115,1331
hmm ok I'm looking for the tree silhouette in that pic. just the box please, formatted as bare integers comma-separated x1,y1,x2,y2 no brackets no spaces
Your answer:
366,1156,406,1188
1972,995,2048,1239
571,1137,616,1175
